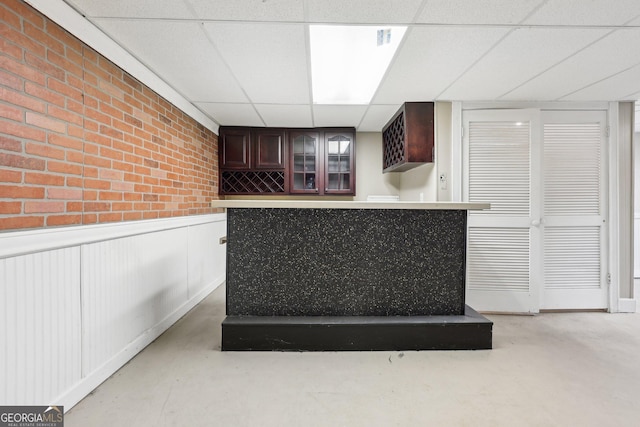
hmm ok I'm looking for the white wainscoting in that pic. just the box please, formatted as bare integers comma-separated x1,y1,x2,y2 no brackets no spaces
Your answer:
0,214,227,411
1,248,82,406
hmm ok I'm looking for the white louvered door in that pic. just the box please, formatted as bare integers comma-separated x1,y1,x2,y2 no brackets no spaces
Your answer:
541,111,607,309
463,109,608,313
464,109,542,313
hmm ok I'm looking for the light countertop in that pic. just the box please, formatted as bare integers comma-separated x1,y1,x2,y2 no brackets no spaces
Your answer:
210,200,490,210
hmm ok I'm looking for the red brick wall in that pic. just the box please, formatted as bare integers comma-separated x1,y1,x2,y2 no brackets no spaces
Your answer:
0,1,219,231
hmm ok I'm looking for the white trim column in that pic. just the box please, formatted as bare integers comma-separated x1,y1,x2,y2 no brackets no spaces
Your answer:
609,102,635,312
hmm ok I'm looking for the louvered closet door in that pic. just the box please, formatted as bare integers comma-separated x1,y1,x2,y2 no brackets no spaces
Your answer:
464,109,542,313
541,111,607,310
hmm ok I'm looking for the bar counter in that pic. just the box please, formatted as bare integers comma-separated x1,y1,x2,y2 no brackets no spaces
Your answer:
211,199,493,351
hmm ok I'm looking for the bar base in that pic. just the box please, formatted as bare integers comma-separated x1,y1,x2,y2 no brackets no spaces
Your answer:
222,305,492,351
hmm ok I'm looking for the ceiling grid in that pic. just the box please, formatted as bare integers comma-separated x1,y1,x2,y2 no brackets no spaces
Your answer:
55,0,640,131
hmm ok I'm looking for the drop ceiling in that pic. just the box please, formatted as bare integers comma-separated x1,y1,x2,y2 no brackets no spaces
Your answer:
53,0,640,131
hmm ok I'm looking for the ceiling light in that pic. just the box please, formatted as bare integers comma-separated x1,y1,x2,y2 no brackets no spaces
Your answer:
310,25,407,105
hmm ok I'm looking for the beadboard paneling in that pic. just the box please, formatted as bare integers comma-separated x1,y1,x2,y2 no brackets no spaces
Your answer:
80,228,189,375
0,214,226,411
0,248,82,405
188,221,227,299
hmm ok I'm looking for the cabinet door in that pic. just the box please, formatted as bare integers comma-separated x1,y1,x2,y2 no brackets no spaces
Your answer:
221,128,250,169
325,131,355,195
254,129,285,169
290,131,320,194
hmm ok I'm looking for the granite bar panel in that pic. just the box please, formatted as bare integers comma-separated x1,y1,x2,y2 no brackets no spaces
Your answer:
226,208,467,316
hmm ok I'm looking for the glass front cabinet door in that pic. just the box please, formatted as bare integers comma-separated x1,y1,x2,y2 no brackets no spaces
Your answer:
289,129,355,196
290,131,320,194
325,131,354,195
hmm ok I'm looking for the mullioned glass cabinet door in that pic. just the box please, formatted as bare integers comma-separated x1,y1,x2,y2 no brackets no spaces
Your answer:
290,131,320,193
325,132,354,194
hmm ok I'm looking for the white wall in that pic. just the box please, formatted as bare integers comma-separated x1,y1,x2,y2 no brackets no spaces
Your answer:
355,132,400,201
397,163,437,201
437,102,453,202
0,214,227,411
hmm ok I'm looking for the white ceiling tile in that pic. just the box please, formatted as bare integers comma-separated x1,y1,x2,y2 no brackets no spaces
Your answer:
307,0,423,24
560,65,640,101
93,19,248,103
313,105,367,127
503,29,640,100
416,0,541,24
255,104,313,128
196,103,264,127
359,105,402,132
186,0,304,21
373,26,510,103
203,23,309,104
524,0,640,25
65,0,194,19
441,28,609,100
57,0,640,132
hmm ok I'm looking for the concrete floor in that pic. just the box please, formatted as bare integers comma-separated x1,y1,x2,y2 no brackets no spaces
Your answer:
66,285,640,427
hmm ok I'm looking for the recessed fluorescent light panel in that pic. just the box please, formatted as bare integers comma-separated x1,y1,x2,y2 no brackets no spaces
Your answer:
310,25,407,104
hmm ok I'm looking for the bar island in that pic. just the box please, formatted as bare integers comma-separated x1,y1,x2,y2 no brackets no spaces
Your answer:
211,200,493,351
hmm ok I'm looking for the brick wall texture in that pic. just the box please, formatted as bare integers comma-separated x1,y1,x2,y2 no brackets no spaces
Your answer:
0,1,219,231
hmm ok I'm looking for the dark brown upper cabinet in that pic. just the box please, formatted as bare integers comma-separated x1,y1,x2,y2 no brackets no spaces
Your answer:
220,127,286,170
254,129,286,169
220,128,251,170
219,126,355,196
219,127,287,195
382,102,434,173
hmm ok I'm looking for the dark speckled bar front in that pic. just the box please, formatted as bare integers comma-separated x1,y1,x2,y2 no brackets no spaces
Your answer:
226,208,467,316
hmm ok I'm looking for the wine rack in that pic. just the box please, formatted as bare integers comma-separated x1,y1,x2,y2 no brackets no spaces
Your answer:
221,171,285,194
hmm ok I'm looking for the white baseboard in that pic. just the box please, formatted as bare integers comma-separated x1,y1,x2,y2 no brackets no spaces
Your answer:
55,277,224,412
618,298,637,313
635,278,640,313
